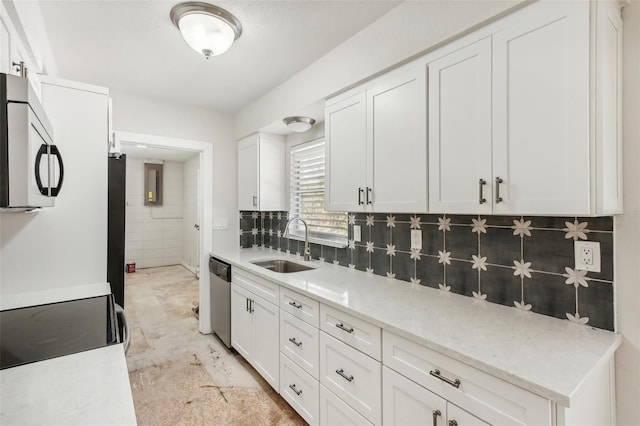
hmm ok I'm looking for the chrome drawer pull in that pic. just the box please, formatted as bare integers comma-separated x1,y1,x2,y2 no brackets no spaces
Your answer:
335,368,354,382
478,178,487,204
432,410,441,426
288,337,302,347
429,369,461,388
288,301,302,309
289,384,302,396
335,323,354,333
448,421,458,426
495,177,503,203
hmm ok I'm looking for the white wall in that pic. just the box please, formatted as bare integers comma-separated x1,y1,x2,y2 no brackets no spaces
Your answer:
0,80,108,294
125,158,184,269
235,0,524,137
110,90,237,252
182,156,199,274
615,2,640,424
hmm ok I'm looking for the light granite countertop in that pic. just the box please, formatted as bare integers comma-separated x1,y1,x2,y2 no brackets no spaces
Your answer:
211,247,621,408
0,343,136,425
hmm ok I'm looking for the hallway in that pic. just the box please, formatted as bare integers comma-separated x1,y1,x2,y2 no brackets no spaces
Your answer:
124,265,305,425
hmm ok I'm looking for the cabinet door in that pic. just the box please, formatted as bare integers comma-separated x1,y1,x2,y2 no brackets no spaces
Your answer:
383,367,447,426
428,38,492,214
0,16,10,74
253,296,280,391
325,93,366,211
492,1,590,215
448,403,491,426
320,385,373,426
238,135,259,211
368,67,427,213
230,283,253,360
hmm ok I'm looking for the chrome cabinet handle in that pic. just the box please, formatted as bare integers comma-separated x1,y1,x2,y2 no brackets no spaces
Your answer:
335,368,354,382
288,301,302,309
432,410,441,426
246,297,249,312
448,421,458,426
252,195,257,207
429,369,461,388
289,384,302,396
288,337,302,347
115,304,130,355
335,323,354,333
366,187,372,205
495,177,503,203
478,179,487,204
358,188,364,205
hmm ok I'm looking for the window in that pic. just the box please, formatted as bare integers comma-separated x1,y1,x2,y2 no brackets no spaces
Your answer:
289,139,348,246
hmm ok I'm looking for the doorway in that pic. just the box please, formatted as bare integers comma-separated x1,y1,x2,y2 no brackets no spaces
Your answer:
115,131,214,334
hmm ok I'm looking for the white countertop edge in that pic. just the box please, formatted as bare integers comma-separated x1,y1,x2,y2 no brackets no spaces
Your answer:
0,282,112,310
211,248,621,408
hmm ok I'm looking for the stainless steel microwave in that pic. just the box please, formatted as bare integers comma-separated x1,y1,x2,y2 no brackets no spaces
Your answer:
1,73,63,211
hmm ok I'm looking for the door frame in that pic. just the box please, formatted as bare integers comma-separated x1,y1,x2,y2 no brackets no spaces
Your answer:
115,130,214,334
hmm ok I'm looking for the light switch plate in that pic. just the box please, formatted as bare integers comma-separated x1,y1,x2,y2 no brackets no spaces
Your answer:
213,218,228,230
574,240,600,272
353,225,362,242
411,229,422,250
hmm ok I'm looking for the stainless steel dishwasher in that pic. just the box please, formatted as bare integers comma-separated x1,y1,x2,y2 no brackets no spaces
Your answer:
209,256,232,348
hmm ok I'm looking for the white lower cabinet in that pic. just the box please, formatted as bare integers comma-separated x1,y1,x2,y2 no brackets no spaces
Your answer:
319,385,373,426
319,332,382,425
230,282,279,391
383,330,551,425
280,354,320,426
383,366,489,426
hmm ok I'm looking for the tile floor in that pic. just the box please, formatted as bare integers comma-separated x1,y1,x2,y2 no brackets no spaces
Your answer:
124,265,305,425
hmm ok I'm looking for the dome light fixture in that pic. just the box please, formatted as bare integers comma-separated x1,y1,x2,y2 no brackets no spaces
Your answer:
170,2,242,59
283,116,316,133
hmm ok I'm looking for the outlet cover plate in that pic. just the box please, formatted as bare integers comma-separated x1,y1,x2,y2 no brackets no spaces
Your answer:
411,229,422,250
574,240,601,272
353,225,362,242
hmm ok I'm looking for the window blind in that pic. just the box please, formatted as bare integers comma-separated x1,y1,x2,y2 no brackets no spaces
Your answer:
289,139,348,245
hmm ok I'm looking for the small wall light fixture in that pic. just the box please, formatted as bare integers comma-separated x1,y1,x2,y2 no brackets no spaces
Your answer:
170,2,242,59
283,116,316,133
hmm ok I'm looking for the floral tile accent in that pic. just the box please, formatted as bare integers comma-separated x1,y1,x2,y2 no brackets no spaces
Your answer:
239,211,615,331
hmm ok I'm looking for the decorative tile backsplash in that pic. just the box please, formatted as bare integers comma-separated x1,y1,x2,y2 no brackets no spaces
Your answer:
240,211,614,331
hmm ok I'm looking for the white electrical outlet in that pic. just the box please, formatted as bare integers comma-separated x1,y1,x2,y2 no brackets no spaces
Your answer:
411,229,422,250
213,218,228,230
353,225,362,242
574,241,601,272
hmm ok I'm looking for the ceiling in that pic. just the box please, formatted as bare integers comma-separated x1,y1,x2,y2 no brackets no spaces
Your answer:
38,1,400,114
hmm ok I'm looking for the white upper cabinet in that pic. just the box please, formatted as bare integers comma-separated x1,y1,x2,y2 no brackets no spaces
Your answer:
427,0,623,216
428,37,492,214
237,133,286,211
491,1,590,215
325,93,367,212
325,65,427,213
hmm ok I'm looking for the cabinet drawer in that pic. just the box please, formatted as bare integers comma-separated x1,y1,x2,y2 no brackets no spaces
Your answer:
382,330,551,425
281,310,319,379
281,288,319,327
280,354,320,426
319,332,381,425
320,304,381,361
232,268,279,306
319,385,373,426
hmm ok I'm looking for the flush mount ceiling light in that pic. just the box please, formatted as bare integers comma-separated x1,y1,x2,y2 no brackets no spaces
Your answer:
283,116,316,133
170,2,242,59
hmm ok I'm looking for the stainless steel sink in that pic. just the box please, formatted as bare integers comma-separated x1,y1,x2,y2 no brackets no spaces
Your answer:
251,259,314,273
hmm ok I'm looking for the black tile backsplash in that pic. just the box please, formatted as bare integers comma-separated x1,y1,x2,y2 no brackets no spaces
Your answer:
239,211,615,331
